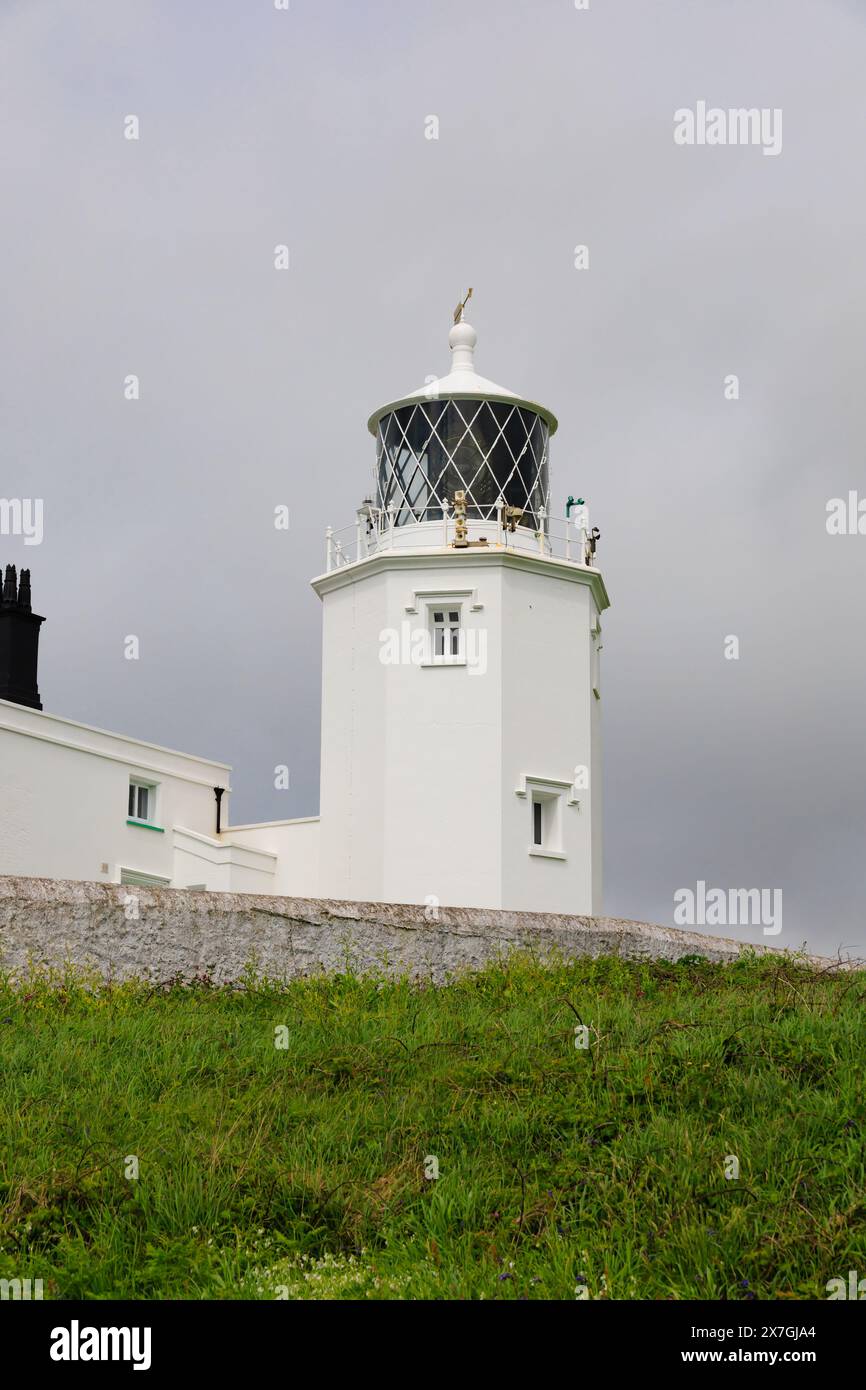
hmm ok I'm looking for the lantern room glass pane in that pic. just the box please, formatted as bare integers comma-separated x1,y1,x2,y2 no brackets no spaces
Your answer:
376,399,550,527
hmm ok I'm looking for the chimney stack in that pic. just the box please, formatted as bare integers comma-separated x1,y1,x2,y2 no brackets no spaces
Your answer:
0,565,45,710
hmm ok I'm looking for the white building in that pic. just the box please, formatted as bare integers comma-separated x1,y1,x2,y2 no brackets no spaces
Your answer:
0,314,609,912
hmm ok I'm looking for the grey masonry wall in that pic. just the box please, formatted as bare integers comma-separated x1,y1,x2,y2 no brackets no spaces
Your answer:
0,876,836,985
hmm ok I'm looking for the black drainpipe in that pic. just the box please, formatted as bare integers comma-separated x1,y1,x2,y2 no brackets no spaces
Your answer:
214,786,225,835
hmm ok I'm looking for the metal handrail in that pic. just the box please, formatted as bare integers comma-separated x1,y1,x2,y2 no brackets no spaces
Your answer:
324,503,598,573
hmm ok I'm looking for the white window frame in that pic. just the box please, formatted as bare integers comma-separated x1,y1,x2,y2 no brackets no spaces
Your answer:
415,597,466,667
127,777,159,826
529,788,564,857
403,587,483,670
516,774,578,860
429,603,463,663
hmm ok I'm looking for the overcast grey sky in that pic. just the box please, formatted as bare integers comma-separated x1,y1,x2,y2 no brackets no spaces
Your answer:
2,0,865,955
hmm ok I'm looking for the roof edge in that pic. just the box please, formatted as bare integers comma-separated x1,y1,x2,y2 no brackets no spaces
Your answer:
367,391,558,436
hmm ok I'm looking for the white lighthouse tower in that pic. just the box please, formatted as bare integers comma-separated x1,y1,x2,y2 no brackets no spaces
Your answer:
313,306,609,915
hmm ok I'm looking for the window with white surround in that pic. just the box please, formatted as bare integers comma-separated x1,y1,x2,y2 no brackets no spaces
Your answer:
533,799,544,846
530,788,563,856
430,605,462,661
407,588,481,669
515,775,576,859
127,778,157,825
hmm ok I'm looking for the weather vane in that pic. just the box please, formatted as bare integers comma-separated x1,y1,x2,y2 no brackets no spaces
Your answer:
452,287,473,324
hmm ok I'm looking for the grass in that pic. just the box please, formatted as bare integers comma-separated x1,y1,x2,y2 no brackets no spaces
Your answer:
1,951,864,1300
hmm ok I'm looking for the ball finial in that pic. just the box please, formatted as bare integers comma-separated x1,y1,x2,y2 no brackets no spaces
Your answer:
448,318,477,372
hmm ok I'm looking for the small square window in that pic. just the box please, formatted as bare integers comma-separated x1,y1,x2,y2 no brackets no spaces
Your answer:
128,778,156,824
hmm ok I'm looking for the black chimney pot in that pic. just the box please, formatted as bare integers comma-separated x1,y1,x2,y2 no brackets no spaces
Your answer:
0,566,45,710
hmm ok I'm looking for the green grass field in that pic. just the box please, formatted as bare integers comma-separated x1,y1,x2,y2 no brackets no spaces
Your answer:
1,952,864,1300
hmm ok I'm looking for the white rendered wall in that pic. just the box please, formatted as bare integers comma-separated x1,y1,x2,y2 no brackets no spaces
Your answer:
589,614,604,915
1,547,604,913
172,827,277,894
0,701,229,888
317,557,501,908
499,567,601,915
380,561,501,909
226,818,320,896
314,549,606,913
317,572,388,901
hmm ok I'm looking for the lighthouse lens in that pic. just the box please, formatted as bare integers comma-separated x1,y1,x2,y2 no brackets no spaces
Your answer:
376,399,549,528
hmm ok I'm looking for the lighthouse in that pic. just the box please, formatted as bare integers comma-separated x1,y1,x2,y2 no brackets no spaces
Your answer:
312,306,610,915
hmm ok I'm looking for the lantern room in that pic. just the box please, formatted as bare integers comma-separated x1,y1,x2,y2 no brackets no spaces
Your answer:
367,319,557,532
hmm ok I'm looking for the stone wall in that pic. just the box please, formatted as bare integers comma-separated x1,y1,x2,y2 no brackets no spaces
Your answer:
0,875,833,985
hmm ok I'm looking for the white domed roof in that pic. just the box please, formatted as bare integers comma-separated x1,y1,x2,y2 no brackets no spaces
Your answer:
366,319,558,435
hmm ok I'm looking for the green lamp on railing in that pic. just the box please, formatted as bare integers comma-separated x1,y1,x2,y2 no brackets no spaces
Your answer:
566,496,585,518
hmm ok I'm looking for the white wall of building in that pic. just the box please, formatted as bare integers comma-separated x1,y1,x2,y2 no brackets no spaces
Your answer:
226,818,320,896
0,705,318,898
0,700,230,889
589,610,604,915
173,826,277,893
381,559,502,909
316,555,501,908
317,570,388,901
1,542,606,915
499,565,601,916
313,547,607,913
